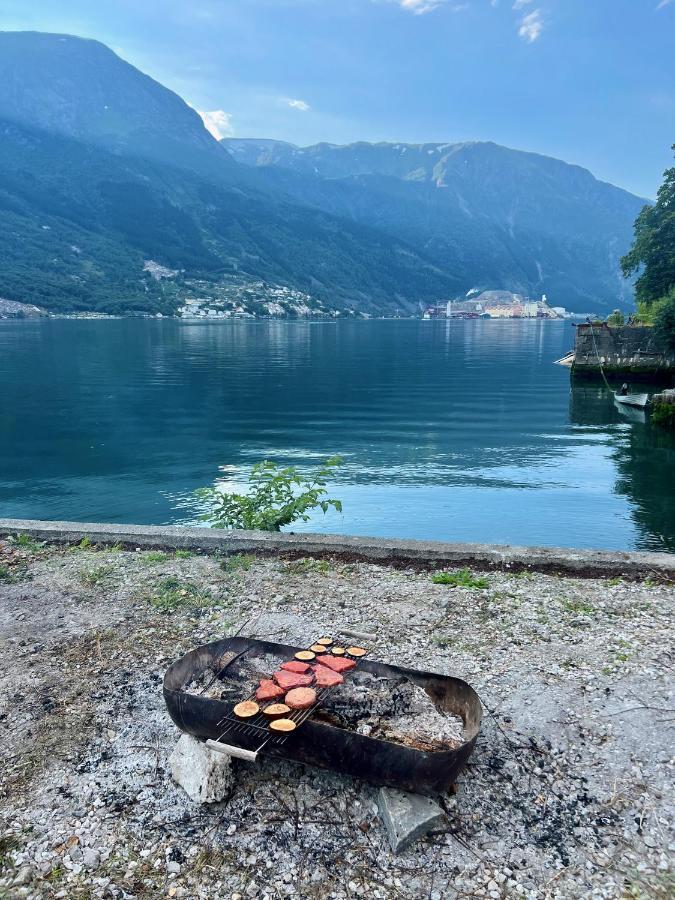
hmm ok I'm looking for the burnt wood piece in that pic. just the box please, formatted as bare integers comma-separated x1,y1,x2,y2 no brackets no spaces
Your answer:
163,637,482,797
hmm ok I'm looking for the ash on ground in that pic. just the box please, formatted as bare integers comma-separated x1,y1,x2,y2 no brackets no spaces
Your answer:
1,541,673,900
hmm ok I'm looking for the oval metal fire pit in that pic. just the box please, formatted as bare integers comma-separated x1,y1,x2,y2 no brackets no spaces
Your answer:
163,636,482,796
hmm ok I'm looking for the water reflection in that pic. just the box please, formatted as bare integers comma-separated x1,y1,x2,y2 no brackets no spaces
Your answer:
0,319,673,550
569,383,675,550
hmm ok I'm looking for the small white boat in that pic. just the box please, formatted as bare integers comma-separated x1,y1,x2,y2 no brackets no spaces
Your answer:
614,392,649,409
554,351,575,367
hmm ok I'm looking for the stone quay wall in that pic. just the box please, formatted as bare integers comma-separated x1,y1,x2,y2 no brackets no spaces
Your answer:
571,324,675,381
1,517,674,580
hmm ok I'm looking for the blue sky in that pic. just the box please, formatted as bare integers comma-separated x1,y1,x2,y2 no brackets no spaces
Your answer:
1,0,674,197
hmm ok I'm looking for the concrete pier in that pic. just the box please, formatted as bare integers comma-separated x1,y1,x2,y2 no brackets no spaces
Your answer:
1,517,674,579
571,324,675,382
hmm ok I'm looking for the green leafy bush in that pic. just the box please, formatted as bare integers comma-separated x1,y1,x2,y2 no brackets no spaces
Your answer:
607,309,625,326
653,288,675,352
652,399,675,429
197,457,343,532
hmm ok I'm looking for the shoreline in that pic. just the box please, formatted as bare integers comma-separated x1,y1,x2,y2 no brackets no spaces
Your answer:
1,518,674,579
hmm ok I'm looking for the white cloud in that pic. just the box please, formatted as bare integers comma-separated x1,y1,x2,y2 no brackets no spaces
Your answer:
384,0,466,14
518,8,544,41
286,98,311,111
196,109,233,139
656,0,674,8
512,0,534,8
399,0,440,12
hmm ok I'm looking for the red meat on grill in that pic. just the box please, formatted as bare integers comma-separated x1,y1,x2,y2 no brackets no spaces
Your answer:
313,665,344,687
316,656,356,674
280,660,311,674
285,687,317,710
256,679,285,701
273,670,314,690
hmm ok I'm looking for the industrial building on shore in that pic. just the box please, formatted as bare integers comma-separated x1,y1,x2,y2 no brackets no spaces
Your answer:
422,290,568,320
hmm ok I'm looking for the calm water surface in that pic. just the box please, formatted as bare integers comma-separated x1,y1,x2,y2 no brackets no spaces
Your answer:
1,319,673,551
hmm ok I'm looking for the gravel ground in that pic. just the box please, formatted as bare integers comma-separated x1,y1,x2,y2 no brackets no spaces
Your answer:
0,537,673,899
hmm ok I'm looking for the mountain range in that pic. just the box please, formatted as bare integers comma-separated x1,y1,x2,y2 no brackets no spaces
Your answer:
0,31,646,316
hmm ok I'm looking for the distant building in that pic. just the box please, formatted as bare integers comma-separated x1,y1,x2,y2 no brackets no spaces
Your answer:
423,291,563,321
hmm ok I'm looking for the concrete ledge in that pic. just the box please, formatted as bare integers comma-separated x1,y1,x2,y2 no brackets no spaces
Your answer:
1,518,674,580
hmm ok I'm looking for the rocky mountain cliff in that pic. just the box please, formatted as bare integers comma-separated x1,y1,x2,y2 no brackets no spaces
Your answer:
225,138,646,312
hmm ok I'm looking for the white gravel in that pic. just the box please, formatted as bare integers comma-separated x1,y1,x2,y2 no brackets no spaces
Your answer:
0,540,673,899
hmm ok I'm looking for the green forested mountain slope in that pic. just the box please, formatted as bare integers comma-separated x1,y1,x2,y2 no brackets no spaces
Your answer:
0,31,238,182
0,31,645,315
225,139,647,312
0,119,455,313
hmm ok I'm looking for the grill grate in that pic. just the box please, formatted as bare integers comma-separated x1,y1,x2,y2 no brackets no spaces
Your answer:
214,649,368,748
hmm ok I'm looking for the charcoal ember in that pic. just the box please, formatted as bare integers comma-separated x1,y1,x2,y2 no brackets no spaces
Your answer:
322,673,414,726
321,672,464,750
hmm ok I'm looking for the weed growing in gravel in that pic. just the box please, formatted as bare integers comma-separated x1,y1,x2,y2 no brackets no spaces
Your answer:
509,569,534,580
106,542,124,553
431,568,488,589
283,557,331,575
8,533,44,552
174,549,193,559
562,598,595,615
220,553,255,573
141,551,169,563
433,634,454,647
642,576,667,588
0,566,11,583
79,565,113,586
607,577,624,587
70,537,93,552
149,577,215,613
561,658,578,670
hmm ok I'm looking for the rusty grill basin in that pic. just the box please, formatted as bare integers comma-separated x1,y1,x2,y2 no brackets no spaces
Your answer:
163,636,482,796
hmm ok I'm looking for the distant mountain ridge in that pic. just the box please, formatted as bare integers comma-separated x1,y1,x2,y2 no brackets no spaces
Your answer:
0,31,645,315
224,138,646,312
0,31,237,181
0,31,455,314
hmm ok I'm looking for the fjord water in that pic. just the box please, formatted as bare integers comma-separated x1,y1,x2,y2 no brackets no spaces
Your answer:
1,318,673,551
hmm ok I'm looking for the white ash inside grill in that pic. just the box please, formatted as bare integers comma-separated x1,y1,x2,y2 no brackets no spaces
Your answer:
183,650,283,701
183,649,464,751
317,672,464,752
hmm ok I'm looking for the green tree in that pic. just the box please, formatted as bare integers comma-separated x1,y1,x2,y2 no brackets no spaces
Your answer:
607,309,625,326
197,457,343,532
653,286,675,352
621,145,675,306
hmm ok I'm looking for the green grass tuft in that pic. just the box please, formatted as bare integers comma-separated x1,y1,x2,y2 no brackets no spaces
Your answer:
9,533,45,551
78,565,112,586
141,551,169,563
562,598,595,615
283,557,331,575
220,554,255,573
431,568,489,589
149,577,215,613
0,834,20,873
70,536,93,552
